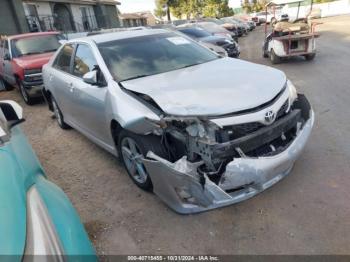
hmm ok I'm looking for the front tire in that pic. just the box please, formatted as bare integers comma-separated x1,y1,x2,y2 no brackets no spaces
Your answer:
117,130,167,191
0,77,14,91
19,81,36,105
52,97,70,129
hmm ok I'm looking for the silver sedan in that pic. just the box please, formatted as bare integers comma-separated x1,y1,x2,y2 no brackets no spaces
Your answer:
43,29,314,214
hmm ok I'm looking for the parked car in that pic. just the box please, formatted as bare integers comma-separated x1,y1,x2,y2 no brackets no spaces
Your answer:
221,17,248,35
0,32,64,104
0,100,96,257
234,16,256,31
179,22,235,41
255,11,275,24
200,18,241,38
178,26,240,58
251,13,266,25
42,29,314,214
255,11,289,24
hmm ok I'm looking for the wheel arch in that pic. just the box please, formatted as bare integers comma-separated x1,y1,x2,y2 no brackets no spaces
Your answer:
42,88,54,111
110,119,123,146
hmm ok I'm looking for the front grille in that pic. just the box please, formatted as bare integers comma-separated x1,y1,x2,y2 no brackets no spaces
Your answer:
24,68,43,83
219,99,290,141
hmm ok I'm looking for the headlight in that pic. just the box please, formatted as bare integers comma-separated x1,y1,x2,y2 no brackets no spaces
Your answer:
287,79,298,104
24,186,64,256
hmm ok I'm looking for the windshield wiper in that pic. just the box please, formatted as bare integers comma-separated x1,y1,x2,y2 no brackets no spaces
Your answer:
122,74,151,81
44,49,58,52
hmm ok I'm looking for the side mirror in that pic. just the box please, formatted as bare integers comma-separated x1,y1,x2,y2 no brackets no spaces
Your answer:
3,53,11,61
0,100,25,128
83,71,98,85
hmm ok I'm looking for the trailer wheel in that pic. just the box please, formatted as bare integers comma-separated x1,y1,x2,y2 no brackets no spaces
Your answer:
270,49,281,64
305,53,316,61
263,50,269,58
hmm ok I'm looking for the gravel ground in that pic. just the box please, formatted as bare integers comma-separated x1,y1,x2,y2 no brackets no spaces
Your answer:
1,15,350,255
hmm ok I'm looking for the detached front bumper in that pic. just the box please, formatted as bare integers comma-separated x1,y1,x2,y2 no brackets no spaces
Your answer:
143,110,314,214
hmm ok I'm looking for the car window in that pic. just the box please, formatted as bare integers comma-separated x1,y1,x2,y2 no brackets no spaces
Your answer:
73,44,98,78
53,44,74,73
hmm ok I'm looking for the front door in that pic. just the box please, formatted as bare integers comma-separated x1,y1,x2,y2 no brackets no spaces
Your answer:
70,44,110,144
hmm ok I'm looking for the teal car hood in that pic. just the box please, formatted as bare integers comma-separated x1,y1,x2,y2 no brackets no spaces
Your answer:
0,126,96,258
0,149,27,255
0,126,45,255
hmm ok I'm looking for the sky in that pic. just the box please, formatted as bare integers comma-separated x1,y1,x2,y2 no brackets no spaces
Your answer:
118,0,242,13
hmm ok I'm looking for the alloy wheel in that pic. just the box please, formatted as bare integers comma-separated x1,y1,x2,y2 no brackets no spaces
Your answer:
121,137,148,184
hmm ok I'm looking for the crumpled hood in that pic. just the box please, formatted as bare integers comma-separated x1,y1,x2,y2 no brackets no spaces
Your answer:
121,57,286,116
13,52,54,70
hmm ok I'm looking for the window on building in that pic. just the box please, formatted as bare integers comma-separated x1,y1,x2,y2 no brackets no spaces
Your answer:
53,44,74,73
73,44,97,77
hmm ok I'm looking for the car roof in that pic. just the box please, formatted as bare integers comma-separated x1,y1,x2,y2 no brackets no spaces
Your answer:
72,29,170,44
7,31,60,40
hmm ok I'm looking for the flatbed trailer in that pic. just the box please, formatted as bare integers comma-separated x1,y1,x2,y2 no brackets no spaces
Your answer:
263,0,321,63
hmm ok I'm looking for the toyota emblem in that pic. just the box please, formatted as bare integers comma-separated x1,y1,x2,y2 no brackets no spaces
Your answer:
265,110,276,123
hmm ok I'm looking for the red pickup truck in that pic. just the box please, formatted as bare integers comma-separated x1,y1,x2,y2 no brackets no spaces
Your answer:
0,32,63,104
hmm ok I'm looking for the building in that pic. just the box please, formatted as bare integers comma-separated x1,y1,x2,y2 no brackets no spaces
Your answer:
0,0,121,35
119,11,158,27
119,13,148,27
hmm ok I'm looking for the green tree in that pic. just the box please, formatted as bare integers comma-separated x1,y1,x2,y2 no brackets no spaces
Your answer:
154,0,178,20
156,0,234,20
201,0,234,18
154,0,167,19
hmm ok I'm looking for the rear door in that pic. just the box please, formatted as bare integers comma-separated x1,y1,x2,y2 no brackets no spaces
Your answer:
49,43,77,124
69,43,109,144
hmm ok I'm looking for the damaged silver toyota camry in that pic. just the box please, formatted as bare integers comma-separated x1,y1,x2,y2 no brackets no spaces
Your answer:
42,29,314,214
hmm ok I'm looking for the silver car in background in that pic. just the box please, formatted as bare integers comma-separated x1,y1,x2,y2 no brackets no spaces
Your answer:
42,29,314,214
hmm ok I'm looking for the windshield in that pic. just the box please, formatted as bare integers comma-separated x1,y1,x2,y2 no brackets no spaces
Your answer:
98,32,219,82
11,34,62,57
178,28,212,38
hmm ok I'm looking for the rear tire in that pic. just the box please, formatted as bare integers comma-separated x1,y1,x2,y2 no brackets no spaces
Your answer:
305,53,316,61
263,49,269,58
270,49,281,64
117,129,167,191
52,97,71,129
